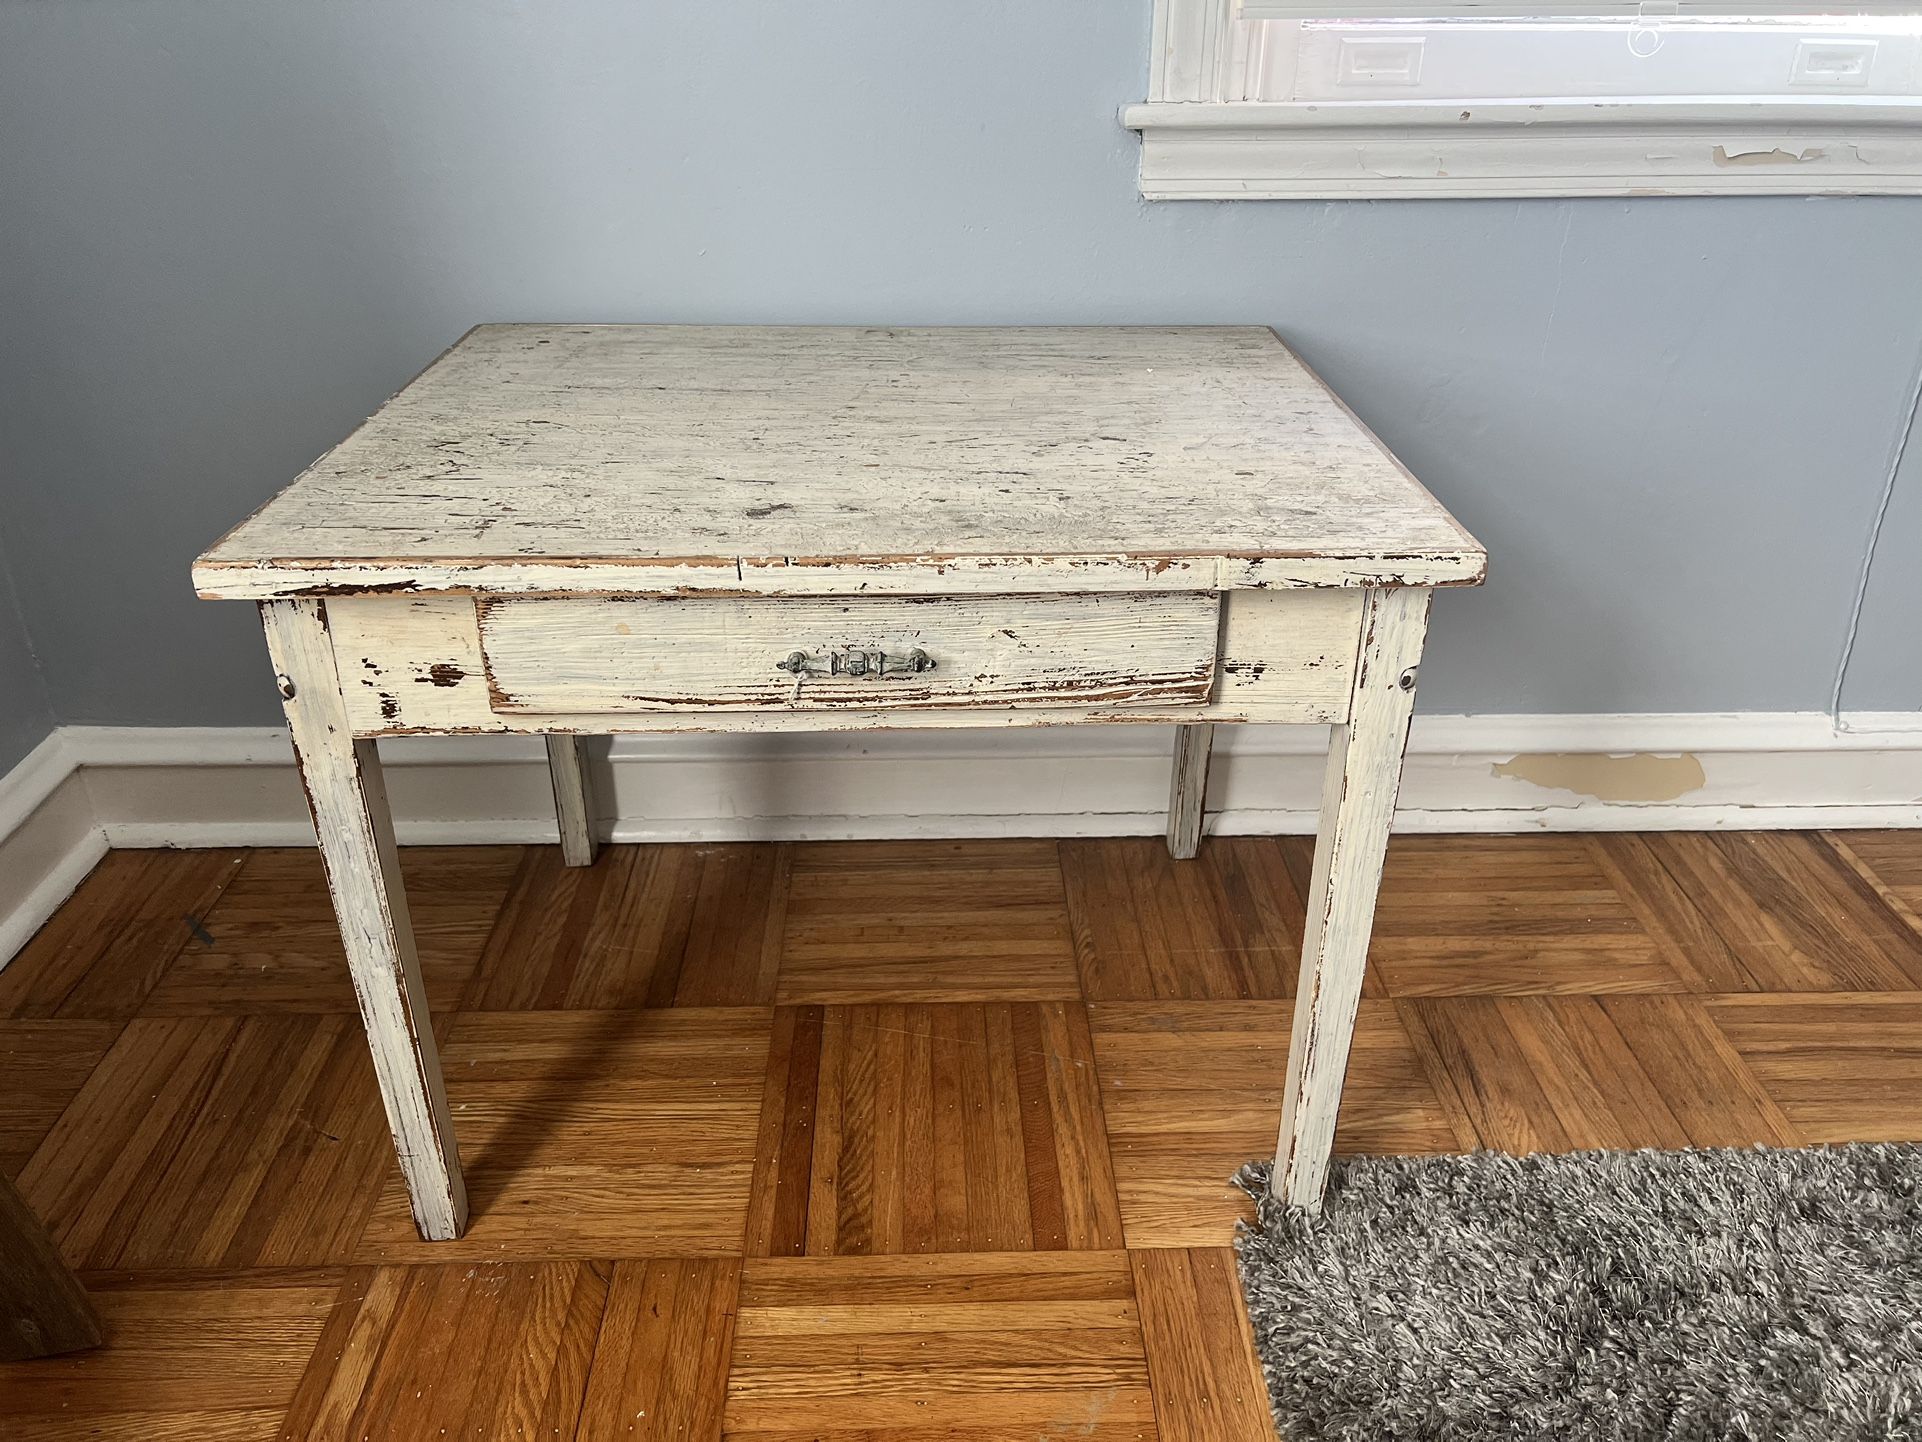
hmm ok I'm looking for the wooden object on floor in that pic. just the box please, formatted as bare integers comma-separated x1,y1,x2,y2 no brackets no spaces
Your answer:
196,326,1484,1234
0,1172,101,1361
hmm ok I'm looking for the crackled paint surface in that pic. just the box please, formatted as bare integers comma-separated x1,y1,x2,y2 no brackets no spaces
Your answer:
194,326,1483,600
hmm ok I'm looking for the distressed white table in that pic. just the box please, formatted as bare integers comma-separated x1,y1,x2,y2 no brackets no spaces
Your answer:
195,325,1485,1240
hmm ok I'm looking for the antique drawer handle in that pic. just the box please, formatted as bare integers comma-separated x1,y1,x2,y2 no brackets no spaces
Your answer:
776,648,936,679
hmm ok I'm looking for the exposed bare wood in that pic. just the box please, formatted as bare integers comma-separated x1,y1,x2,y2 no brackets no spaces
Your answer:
1273,586,1431,1210
193,326,1484,600
543,735,597,866
482,592,1221,713
1166,724,1215,860
325,588,1364,735
189,325,1484,1268
261,600,466,1241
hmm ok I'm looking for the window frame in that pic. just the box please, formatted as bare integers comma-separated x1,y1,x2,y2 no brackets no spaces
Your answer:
1125,0,1922,197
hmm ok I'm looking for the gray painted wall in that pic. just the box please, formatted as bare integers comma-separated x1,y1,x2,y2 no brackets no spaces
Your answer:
0,0,1917,737
0,524,54,774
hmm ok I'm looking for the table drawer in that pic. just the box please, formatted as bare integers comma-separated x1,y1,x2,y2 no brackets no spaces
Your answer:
476,593,1221,713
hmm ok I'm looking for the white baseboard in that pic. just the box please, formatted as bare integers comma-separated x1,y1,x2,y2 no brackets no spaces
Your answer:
3,713,1919,965
0,732,110,964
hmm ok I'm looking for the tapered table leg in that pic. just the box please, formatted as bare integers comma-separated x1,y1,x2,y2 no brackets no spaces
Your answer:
545,735,599,867
262,599,467,1240
1166,723,1214,860
1272,587,1430,1211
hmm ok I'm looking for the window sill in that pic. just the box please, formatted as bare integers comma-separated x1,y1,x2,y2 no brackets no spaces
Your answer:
1121,96,1922,198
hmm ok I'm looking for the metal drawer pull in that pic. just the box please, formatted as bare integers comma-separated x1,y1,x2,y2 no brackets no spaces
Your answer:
776,647,936,679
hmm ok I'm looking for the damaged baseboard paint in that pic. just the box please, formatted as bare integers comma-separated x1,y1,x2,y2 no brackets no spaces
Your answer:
1489,752,1707,804
2,713,1918,966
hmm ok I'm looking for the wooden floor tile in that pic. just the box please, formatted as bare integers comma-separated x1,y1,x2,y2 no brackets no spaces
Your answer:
1628,832,1922,992
1826,830,1922,933
0,849,246,1019
16,1015,392,1269
724,1252,1157,1438
357,1009,770,1261
1061,837,1309,1001
0,1268,339,1439
577,1259,739,1442
1402,995,1801,1153
777,840,1080,1002
1705,992,1922,1143
1131,1248,1275,1442
12,827,1922,1441
0,1020,122,1178
1090,1001,1464,1248
1369,836,1691,996
1587,833,1759,993
140,847,520,1014
464,843,789,1009
747,1002,1123,1255
280,1262,607,1439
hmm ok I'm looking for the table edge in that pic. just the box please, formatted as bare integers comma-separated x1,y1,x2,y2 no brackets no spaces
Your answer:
192,547,1487,600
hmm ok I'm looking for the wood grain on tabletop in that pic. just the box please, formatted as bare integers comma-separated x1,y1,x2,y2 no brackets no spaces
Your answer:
192,325,1485,599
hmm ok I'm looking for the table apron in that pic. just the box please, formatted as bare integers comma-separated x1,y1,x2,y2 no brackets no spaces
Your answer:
319,589,1367,736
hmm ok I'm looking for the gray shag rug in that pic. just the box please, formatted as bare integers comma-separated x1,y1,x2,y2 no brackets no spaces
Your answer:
1234,1145,1922,1441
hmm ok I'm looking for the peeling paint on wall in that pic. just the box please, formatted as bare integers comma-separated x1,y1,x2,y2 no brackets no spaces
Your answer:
1491,751,1706,803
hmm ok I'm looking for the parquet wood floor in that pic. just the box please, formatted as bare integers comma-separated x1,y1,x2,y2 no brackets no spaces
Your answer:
1,829,1917,1439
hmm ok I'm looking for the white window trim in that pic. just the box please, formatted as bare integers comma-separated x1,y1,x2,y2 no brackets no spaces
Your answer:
1127,0,1922,197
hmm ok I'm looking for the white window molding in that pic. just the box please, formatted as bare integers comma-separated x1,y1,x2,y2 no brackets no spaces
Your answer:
1128,0,1922,197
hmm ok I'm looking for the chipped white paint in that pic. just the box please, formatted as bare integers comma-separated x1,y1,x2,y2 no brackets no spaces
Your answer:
1126,97,1922,200
260,599,468,1240
192,326,1483,599
196,326,1485,1239
544,735,597,866
480,593,1221,713
1274,585,1432,1212
326,589,1363,734
1238,1,1913,19
1166,723,1215,860
1135,0,1922,199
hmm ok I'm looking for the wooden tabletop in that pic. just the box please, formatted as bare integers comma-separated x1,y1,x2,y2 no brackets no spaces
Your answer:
194,325,1484,599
